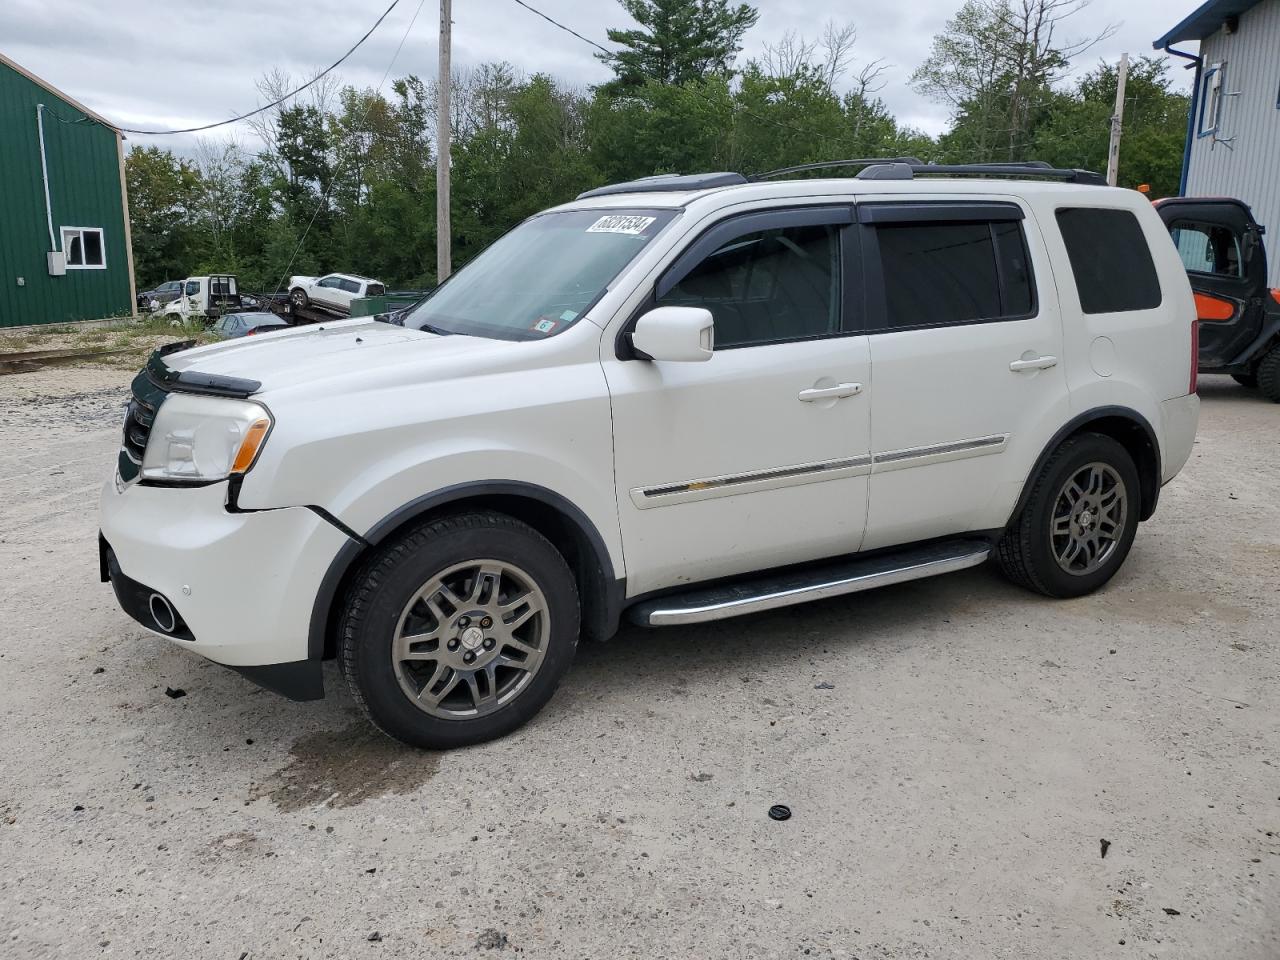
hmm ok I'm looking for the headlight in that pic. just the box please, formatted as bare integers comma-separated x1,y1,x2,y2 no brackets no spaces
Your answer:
140,393,272,483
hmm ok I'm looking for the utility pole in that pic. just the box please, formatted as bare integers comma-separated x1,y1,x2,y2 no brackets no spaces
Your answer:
1106,52,1129,187
436,0,452,283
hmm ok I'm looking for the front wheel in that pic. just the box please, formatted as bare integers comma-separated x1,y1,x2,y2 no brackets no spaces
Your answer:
289,287,309,311
339,512,580,749
996,433,1141,598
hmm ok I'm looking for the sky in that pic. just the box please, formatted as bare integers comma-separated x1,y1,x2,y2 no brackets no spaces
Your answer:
0,0,1202,155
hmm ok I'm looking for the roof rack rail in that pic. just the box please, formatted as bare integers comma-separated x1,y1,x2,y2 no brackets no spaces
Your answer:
751,158,926,180
576,172,749,200
856,161,1107,186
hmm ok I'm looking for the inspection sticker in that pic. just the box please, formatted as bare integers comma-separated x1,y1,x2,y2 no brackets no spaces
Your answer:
532,318,558,334
587,215,656,235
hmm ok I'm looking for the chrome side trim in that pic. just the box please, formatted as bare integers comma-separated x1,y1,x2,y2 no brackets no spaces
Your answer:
639,546,991,626
630,454,873,509
872,434,1008,474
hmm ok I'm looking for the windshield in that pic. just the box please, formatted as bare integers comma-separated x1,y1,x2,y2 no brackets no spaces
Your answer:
402,208,678,341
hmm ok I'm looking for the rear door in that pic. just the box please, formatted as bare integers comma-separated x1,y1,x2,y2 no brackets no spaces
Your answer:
856,198,1069,550
337,278,363,312
1157,199,1268,369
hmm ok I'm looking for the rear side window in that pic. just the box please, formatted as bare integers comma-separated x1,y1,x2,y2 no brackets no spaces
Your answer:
872,220,1034,329
340,278,361,294
1056,208,1162,313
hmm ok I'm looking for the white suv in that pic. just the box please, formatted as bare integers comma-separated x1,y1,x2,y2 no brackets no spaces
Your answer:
288,272,385,316
100,162,1200,748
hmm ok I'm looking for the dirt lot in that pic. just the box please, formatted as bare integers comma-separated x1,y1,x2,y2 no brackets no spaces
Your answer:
0,362,1276,960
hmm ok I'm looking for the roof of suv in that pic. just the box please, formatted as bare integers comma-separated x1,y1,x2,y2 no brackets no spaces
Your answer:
558,175,1123,214
556,161,1118,213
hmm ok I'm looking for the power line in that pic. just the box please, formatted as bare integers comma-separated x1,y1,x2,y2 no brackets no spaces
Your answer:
509,0,613,59
53,0,404,136
270,0,428,299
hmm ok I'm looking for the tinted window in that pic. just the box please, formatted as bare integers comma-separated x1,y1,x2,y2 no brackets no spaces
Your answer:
657,223,840,348
366,283,385,296
1056,208,1162,313
319,276,342,288
1170,220,1242,277
339,278,361,294
874,220,1034,328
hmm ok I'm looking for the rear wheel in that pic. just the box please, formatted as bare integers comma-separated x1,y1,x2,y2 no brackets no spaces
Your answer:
1257,346,1280,403
996,433,1140,598
1231,372,1258,388
340,511,579,749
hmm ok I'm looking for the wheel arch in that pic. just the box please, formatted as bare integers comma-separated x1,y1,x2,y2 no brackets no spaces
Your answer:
309,482,624,661
1011,406,1162,524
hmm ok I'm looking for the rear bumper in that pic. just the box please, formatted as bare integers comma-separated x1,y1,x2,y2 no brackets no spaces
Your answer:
99,475,350,691
1159,393,1200,484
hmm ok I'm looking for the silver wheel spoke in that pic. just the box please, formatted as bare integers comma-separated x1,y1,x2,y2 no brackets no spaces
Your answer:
394,629,441,660
417,664,458,706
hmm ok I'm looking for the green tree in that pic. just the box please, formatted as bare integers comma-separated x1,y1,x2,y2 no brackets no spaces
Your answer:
600,0,759,92
1033,56,1188,195
125,146,202,289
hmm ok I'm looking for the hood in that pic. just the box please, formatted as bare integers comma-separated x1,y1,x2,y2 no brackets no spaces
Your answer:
162,318,521,396
289,275,316,288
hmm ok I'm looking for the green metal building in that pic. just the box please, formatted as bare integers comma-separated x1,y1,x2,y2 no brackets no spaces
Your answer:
0,52,135,328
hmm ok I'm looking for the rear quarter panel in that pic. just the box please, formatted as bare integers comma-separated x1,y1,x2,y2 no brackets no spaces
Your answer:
1029,190,1195,452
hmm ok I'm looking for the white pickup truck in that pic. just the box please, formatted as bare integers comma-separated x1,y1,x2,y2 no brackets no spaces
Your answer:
101,161,1199,749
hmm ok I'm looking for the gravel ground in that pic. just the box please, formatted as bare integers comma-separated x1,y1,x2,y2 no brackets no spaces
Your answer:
0,365,1276,960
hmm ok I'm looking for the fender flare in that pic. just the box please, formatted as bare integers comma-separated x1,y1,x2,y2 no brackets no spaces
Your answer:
1010,406,1163,524
307,481,622,661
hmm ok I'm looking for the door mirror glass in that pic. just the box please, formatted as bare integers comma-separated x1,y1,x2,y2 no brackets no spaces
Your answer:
631,306,714,362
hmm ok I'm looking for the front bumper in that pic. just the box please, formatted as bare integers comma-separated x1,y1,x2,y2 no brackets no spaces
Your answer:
99,475,351,696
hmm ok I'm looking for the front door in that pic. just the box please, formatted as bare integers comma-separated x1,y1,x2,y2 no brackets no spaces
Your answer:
314,276,345,309
603,206,872,597
855,198,1069,550
1157,198,1268,370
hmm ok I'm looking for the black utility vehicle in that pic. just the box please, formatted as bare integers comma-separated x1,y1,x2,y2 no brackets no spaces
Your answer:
1157,197,1280,401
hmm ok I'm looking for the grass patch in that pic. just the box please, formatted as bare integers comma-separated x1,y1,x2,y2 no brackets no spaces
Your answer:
0,315,218,369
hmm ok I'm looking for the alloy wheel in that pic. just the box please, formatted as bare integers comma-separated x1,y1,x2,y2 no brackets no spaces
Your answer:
391,559,549,719
1050,461,1127,576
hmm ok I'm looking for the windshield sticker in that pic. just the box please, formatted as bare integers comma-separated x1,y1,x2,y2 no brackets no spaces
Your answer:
532,317,558,334
559,309,578,322
587,215,656,235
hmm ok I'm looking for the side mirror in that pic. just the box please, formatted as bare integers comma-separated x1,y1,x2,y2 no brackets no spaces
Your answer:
630,306,714,362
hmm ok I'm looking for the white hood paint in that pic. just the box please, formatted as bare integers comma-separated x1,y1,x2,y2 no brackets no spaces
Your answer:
165,319,525,397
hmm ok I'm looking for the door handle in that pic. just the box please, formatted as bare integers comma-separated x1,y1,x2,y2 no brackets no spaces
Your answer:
798,382,863,402
1009,355,1058,372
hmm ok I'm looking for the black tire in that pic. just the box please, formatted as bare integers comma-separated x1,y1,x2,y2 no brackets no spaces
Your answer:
996,433,1141,598
1257,346,1280,403
289,287,309,310
1231,372,1258,388
339,511,579,749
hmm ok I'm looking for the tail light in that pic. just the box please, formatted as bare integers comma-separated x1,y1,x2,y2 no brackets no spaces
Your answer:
1189,319,1199,395
1271,289,1280,307
246,328,258,336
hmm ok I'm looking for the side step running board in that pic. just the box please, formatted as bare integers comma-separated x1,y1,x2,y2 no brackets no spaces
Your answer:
628,540,990,627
